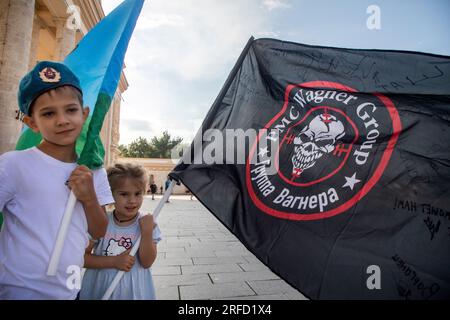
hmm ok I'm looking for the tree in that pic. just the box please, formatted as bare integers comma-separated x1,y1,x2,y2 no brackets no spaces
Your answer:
118,132,183,158
150,131,183,158
118,144,130,157
126,137,153,158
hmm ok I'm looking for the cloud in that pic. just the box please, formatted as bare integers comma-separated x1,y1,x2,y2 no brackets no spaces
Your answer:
101,0,124,13
102,0,279,144
136,14,184,30
261,0,290,11
121,119,152,131
128,0,268,81
119,118,153,143
255,31,280,38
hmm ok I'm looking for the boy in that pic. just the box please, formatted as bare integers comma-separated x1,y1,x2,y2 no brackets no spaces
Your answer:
0,61,114,299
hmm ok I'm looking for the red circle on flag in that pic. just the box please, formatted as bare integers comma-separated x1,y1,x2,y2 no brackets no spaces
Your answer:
245,81,402,221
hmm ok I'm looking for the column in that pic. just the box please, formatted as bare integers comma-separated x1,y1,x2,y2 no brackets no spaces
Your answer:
111,93,122,165
28,15,41,69
0,0,35,154
54,17,75,61
99,101,112,167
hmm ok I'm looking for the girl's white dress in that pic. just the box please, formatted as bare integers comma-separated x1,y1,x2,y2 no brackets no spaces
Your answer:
80,212,161,300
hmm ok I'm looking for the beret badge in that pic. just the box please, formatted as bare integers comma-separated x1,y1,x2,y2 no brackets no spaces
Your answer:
39,67,61,83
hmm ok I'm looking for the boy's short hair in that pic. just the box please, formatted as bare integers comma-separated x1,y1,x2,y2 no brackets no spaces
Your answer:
18,61,83,116
107,163,148,192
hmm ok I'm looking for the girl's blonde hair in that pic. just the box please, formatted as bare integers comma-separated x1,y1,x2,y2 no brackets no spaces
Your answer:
107,163,148,192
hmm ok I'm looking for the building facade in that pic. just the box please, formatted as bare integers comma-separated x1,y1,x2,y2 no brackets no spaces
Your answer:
0,0,125,166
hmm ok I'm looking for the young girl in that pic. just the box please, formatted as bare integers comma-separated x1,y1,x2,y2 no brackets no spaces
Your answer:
79,163,161,300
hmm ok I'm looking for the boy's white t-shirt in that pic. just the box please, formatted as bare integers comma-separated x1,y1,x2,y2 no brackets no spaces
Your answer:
0,147,114,300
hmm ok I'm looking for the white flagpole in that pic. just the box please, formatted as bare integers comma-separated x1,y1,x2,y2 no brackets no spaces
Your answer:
47,190,77,276
101,180,175,300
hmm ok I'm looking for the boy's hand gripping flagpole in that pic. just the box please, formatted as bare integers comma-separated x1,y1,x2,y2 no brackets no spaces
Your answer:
45,0,144,276
101,180,175,300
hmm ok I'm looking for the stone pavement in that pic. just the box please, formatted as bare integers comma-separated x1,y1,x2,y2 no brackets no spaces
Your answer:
142,195,307,300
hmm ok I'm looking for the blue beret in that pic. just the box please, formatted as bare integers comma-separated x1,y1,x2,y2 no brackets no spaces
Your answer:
18,61,82,115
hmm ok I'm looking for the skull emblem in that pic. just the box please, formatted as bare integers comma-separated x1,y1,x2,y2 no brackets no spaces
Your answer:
291,112,345,176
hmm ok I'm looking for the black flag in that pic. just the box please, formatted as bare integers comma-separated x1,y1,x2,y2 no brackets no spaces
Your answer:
170,37,450,299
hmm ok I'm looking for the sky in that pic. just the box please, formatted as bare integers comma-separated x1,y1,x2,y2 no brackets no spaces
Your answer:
101,0,450,146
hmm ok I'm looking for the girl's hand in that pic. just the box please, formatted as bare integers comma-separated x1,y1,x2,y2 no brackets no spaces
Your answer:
67,165,96,204
139,214,154,237
114,249,135,272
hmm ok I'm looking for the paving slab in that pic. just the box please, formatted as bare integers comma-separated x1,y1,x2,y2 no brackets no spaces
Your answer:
180,282,255,300
142,195,307,300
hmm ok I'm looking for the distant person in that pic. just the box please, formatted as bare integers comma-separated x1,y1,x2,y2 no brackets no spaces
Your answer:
150,183,157,200
149,174,157,200
80,163,161,300
160,186,163,195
